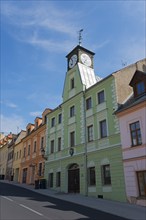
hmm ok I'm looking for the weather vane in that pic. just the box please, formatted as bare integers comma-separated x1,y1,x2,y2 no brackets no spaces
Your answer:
78,29,83,46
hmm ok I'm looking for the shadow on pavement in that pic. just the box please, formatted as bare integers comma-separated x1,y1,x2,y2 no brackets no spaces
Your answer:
0,182,128,220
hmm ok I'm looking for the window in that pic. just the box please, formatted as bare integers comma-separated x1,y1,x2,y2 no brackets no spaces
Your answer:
87,125,93,142
56,172,61,187
70,131,75,147
51,117,55,127
86,97,92,110
88,167,96,186
100,120,107,138
44,115,47,124
98,90,105,104
23,147,26,157
130,121,142,146
19,150,21,158
58,137,61,151
50,140,54,153
38,163,43,176
49,173,53,188
41,137,44,149
136,81,145,96
102,164,111,185
58,113,62,124
36,122,38,128
70,78,75,89
137,171,146,197
27,128,30,135
28,145,30,155
34,141,36,152
70,106,75,117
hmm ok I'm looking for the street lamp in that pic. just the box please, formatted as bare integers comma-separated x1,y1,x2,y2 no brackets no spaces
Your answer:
41,148,48,160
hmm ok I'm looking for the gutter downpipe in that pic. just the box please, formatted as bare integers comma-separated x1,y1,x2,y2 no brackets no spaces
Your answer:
83,87,88,196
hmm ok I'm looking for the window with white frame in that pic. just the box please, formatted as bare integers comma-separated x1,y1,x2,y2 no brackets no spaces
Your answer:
100,120,107,138
28,145,30,155
51,117,55,127
56,172,61,187
87,125,93,142
88,167,96,186
136,81,145,96
34,141,36,152
58,113,62,124
70,131,75,147
86,97,92,110
58,137,61,151
70,106,75,117
41,137,44,149
97,90,105,104
130,121,142,146
50,140,54,153
38,163,43,176
23,147,26,157
102,164,111,185
137,171,146,197
49,173,53,188
70,78,75,89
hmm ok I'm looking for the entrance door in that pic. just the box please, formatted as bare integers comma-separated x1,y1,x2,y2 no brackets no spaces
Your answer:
22,168,27,183
68,164,80,193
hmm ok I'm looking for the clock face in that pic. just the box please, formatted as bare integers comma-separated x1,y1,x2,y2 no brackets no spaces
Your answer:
69,54,77,69
81,53,91,67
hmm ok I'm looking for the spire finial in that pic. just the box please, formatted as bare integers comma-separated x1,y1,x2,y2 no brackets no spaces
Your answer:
78,29,83,46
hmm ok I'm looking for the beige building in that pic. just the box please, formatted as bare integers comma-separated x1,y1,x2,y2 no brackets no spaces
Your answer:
13,130,26,182
0,134,13,179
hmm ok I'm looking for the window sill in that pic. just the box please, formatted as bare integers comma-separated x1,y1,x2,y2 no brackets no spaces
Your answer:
131,143,142,147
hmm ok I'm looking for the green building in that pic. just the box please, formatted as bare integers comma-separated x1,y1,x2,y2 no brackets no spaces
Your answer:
44,45,145,202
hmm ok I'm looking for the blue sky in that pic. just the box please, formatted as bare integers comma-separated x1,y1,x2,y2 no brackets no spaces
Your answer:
1,0,145,134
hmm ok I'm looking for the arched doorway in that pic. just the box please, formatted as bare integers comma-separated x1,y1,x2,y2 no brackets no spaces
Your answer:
68,163,80,193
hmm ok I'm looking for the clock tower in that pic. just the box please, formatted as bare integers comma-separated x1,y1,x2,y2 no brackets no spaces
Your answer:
66,45,95,71
63,45,101,102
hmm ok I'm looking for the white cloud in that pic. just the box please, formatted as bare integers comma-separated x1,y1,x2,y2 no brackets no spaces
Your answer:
1,2,78,52
6,101,17,108
25,36,72,53
91,40,110,51
1,100,18,108
0,114,26,134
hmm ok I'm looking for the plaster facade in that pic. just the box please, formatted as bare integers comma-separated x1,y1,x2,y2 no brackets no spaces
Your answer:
116,70,146,206
44,45,145,202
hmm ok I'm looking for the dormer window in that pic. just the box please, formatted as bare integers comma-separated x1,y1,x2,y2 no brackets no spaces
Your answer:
130,70,146,98
136,81,145,96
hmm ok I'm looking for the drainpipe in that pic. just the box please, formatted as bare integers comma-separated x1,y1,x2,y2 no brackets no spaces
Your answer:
83,88,88,196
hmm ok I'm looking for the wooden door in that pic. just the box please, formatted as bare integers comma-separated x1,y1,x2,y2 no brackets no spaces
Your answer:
68,164,80,193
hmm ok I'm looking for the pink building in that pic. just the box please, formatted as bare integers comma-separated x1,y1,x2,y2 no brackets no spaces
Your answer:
116,70,146,206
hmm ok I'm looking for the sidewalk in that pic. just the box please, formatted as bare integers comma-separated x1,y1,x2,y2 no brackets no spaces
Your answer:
1,180,146,220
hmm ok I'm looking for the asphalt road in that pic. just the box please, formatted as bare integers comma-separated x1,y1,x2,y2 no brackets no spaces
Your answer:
0,182,129,220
